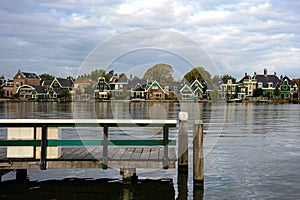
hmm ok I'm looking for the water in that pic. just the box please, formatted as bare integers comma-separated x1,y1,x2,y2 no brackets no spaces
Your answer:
0,101,300,199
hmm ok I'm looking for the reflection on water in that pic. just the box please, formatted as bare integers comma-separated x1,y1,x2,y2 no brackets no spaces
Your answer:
1,102,300,199
0,178,175,200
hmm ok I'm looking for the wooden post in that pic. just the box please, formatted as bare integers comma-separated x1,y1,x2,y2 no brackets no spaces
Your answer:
120,168,137,184
40,124,48,170
16,169,28,182
193,120,204,184
102,125,108,169
163,125,169,169
178,112,188,171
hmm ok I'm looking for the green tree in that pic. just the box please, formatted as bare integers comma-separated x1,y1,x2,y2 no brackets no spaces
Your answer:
40,73,55,82
143,63,174,83
184,67,212,86
84,85,94,95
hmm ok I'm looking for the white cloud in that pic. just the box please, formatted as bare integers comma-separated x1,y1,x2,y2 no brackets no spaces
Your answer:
0,0,299,79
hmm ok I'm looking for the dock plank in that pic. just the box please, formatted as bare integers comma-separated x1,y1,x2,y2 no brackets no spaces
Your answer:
120,148,135,160
139,148,151,160
149,148,159,160
131,148,142,160
110,148,127,160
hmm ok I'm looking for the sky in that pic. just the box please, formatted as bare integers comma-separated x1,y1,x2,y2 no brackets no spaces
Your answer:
0,0,299,80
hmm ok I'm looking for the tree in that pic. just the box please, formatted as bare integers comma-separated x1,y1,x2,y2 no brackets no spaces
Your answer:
40,73,55,82
84,85,94,95
143,63,174,83
184,67,212,87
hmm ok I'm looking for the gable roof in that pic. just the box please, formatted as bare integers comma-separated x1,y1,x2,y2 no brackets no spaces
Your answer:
128,79,147,89
180,84,193,94
191,79,204,89
50,77,73,88
239,74,254,83
146,81,166,93
32,85,47,94
254,74,279,88
276,76,296,87
23,72,40,79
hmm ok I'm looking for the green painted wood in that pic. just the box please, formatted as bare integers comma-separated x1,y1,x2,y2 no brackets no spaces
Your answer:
0,119,177,128
0,140,176,146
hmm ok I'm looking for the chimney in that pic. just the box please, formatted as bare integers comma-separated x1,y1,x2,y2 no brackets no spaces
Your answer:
130,74,132,81
254,72,257,76
245,72,248,77
264,68,267,76
274,72,276,76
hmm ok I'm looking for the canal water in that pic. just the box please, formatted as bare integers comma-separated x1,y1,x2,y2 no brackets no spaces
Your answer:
0,101,300,199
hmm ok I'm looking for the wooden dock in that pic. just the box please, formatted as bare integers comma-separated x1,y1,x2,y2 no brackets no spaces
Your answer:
0,114,204,185
0,147,176,169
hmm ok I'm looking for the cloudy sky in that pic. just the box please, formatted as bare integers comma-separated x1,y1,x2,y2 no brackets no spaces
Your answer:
0,0,299,80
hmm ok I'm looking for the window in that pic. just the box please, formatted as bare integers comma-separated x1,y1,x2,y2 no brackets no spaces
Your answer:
268,83,273,88
152,86,158,90
258,82,263,88
174,86,178,91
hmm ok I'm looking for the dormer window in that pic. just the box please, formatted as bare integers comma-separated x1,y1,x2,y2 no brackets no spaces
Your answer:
258,82,263,88
267,83,273,88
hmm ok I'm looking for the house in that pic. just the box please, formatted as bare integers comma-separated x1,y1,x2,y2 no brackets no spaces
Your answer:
74,78,96,94
190,80,204,99
238,73,257,97
254,68,280,98
13,70,41,95
109,75,128,99
94,77,111,100
276,76,298,99
146,81,166,100
2,80,14,98
221,77,238,100
180,84,194,100
162,82,183,100
130,83,147,100
16,85,47,100
49,77,74,98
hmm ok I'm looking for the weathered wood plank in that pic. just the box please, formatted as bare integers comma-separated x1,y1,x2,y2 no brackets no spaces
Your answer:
139,148,151,160
120,148,135,160
110,148,127,160
149,148,159,160
107,148,119,159
131,148,142,160
60,148,80,160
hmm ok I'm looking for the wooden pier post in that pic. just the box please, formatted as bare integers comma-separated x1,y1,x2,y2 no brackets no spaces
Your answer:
16,169,28,182
178,112,188,171
120,168,137,184
193,120,204,185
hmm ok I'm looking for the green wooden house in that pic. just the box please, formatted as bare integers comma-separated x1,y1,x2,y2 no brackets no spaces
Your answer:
190,80,204,99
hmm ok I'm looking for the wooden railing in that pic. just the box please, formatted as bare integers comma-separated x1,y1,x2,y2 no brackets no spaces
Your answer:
0,119,177,170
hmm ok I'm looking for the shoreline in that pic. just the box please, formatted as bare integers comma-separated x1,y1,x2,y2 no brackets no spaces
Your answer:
1,98,299,104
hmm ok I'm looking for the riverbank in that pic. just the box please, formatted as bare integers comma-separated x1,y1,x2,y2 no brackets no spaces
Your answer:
1,98,299,104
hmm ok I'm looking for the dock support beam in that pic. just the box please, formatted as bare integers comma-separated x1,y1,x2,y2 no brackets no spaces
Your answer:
120,168,137,184
16,169,28,182
193,120,204,186
178,112,188,171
